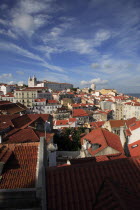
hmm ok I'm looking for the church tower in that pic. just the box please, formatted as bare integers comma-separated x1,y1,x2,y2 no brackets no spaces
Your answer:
28,75,37,87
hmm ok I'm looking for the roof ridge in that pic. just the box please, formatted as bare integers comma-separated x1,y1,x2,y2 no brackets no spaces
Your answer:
99,128,108,147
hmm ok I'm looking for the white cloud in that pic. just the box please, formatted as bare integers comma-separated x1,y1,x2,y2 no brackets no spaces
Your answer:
0,29,17,39
0,73,12,79
0,42,64,72
13,14,34,33
81,78,108,86
0,4,8,10
10,0,54,35
16,71,24,75
8,81,14,85
91,63,100,68
18,81,24,86
19,0,48,14
0,19,8,25
95,30,111,42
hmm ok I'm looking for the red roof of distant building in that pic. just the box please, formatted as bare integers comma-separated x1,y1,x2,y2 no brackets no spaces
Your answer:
1,92,14,97
55,120,69,126
69,118,77,122
47,100,59,104
90,121,105,128
34,98,46,102
72,109,89,117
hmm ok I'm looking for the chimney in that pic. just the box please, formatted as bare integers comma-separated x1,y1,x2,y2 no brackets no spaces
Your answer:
0,135,2,143
85,128,90,134
47,143,57,167
120,126,126,148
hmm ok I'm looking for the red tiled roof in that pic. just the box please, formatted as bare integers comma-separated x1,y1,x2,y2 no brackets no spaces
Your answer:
0,146,12,164
93,178,140,209
34,98,46,102
28,114,50,122
0,144,38,189
125,117,136,128
6,128,39,143
55,120,69,126
69,118,77,122
109,119,126,128
90,121,105,128
0,119,13,131
0,101,12,105
2,92,14,97
128,140,140,157
11,114,32,128
0,103,27,114
46,156,140,210
81,128,123,156
72,109,89,117
125,129,132,136
47,100,59,104
129,121,140,131
35,131,54,143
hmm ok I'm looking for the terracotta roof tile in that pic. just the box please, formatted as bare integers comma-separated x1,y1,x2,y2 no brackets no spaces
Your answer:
46,156,140,210
72,109,89,117
90,121,105,128
6,128,39,143
125,117,136,128
129,121,140,131
28,114,50,122
128,140,140,157
109,120,126,128
0,144,38,189
55,120,69,126
81,128,123,156
11,114,31,128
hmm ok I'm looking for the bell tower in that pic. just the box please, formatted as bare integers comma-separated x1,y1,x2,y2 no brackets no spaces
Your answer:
28,75,37,87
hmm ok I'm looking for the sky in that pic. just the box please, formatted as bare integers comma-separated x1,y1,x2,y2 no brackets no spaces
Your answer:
0,0,140,93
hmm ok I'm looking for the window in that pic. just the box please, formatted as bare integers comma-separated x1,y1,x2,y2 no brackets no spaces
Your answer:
131,144,138,148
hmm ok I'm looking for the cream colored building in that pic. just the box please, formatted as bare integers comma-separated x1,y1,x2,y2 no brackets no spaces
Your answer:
14,88,52,107
123,102,140,119
111,102,124,120
14,89,38,107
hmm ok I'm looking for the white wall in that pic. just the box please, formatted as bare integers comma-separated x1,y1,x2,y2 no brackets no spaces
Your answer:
128,127,140,144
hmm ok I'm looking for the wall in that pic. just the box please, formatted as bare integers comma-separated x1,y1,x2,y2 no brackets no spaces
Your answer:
57,151,80,158
95,146,120,156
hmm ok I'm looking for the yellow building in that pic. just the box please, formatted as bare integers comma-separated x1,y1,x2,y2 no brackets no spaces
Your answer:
100,89,117,95
14,89,37,107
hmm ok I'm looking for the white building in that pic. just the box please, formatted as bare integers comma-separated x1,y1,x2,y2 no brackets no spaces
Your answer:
0,85,16,95
28,76,73,91
123,102,140,120
91,83,96,90
33,99,62,114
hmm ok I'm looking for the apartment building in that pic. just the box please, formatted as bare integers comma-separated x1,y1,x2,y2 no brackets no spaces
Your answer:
123,102,140,119
33,99,62,114
111,102,124,120
14,87,52,107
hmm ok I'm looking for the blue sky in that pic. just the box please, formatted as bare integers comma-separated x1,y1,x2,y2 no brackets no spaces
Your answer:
0,0,140,93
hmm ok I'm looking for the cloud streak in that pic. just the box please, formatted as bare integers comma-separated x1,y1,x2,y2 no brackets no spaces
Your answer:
81,78,108,86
